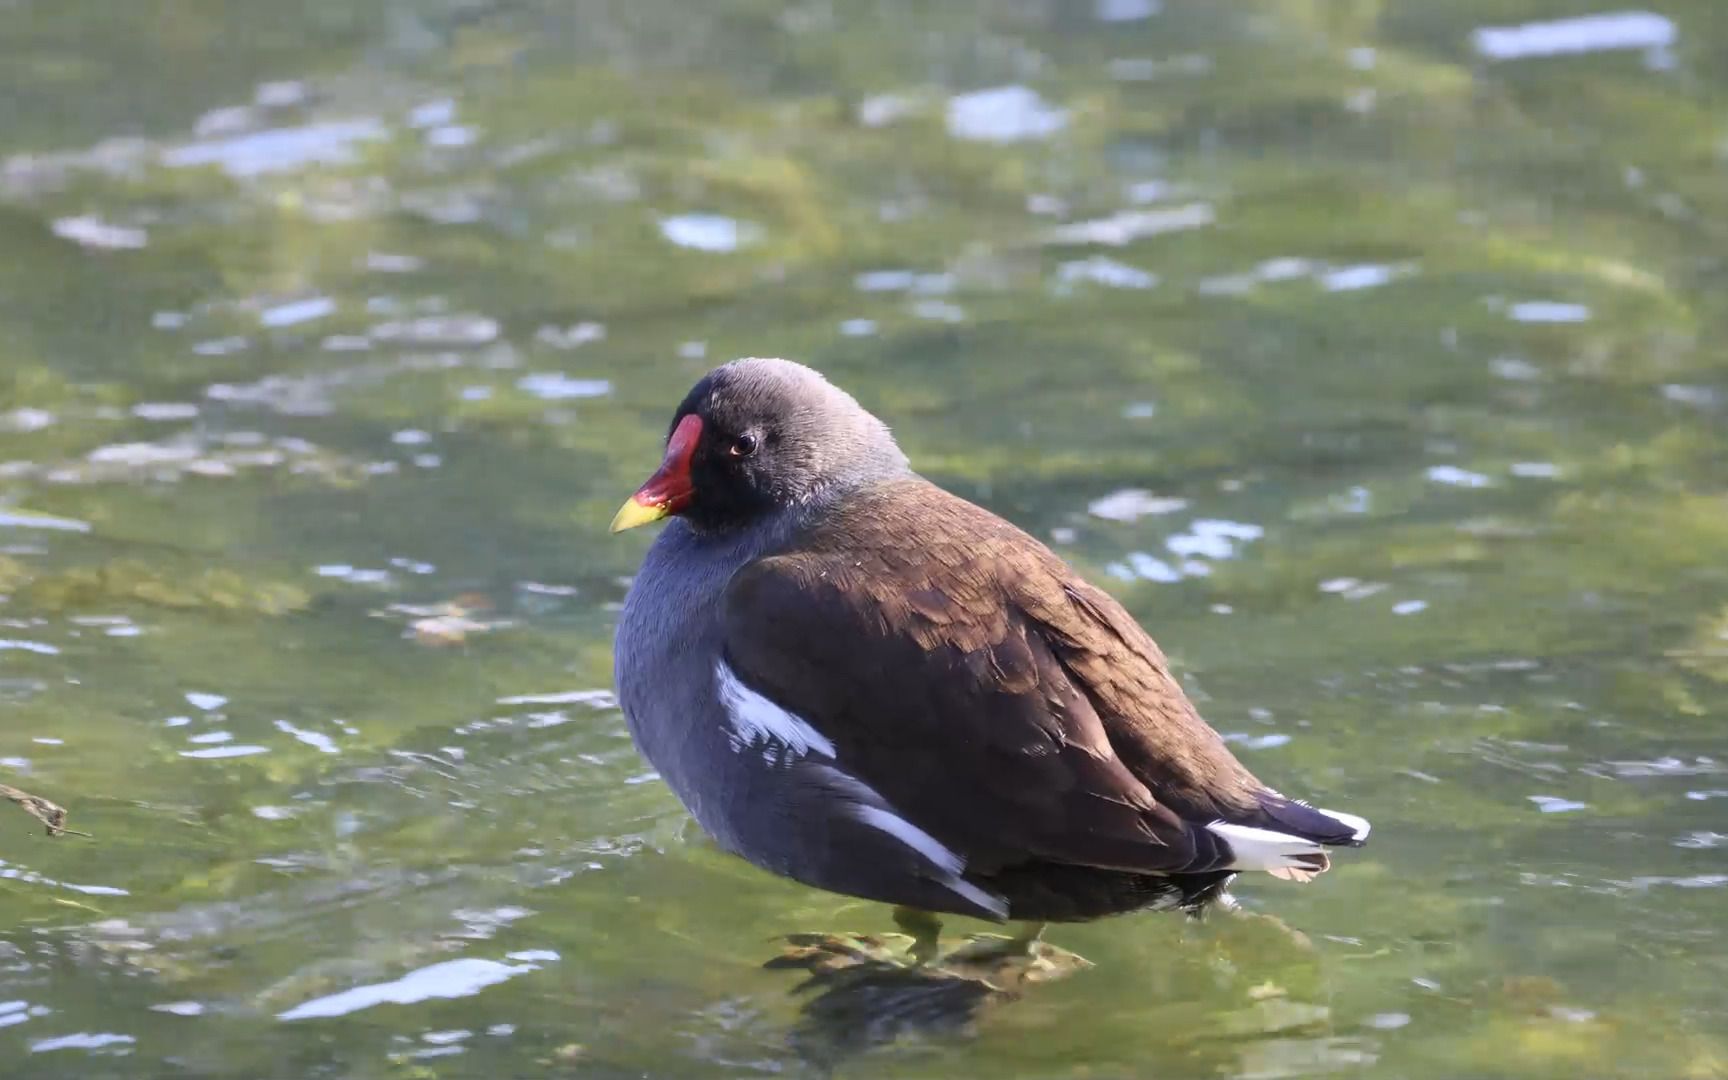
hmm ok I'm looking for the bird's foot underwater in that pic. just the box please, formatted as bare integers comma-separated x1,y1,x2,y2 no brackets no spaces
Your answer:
1221,909,1315,951
939,929,1092,989
767,931,923,974
766,926,1090,992
763,922,1092,1068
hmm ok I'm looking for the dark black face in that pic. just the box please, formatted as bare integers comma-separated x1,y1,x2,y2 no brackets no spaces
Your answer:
670,379,789,530
612,358,910,536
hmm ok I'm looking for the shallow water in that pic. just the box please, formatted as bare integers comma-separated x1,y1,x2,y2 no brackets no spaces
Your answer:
2,1,1726,1076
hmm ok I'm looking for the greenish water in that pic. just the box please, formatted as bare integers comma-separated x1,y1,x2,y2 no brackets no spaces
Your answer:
2,1,1726,1075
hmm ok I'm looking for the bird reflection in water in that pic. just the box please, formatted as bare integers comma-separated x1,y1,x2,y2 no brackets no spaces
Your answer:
763,928,1091,1067
756,909,1348,1074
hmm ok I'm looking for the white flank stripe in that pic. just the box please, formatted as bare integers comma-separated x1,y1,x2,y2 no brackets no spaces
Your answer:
1207,822,1324,872
853,805,964,876
821,767,1009,918
714,660,836,762
944,876,1011,918
1318,807,1371,841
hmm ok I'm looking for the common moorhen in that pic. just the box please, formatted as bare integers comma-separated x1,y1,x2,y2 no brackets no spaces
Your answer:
611,358,1367,961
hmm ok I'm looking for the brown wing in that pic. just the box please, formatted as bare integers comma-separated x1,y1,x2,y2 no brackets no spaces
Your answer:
720,478,1271,878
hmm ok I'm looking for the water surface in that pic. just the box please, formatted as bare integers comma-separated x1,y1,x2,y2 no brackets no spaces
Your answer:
2,1,1727,1076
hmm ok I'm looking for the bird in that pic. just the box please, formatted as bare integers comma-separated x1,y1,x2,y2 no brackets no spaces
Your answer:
610,357,1368,964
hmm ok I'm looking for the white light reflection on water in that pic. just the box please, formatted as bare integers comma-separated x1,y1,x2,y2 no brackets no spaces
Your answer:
1056,256,1158,291
1087,489,1187,522
1095,0,1159,22
946,86,1068,143
1103,519,1264,583
273,719,340,754
277,956,550,1021
1510,301,1591,324
0,640,58,655
51,215,147,250
150,1002,205,1017
496,689,616,708
30,1032,136,1054
179,745,269,759
261,297,336,328
1322,264,1411,292
1166,519,1264,560
163,119,389,178
1044,203,1215,246
1427,465,1494,488
515,373,613,400
0,858,129,897
0,511,91,533
1473,12,1677,63
0,1001,36,1029
1529,795,1589,813
660,214,760,252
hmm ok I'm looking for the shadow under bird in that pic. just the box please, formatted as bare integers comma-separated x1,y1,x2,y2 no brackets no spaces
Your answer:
610,357,1369,963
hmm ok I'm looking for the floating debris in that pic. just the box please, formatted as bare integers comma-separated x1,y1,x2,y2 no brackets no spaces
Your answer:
1,782,87,837
370,598,514,647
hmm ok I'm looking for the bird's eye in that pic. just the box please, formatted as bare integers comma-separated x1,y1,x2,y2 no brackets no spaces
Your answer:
728,432,758,459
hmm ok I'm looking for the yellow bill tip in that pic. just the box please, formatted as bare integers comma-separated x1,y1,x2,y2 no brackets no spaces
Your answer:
609,497,670,533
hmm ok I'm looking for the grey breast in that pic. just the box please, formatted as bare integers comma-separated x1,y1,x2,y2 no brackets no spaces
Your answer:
613,514,801,856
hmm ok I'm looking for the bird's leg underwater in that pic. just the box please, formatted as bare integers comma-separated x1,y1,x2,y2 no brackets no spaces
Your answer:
939,920,1092,988
767,908,1090,995
766,906,944,973
892,905,943,965
946,920,1047,962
